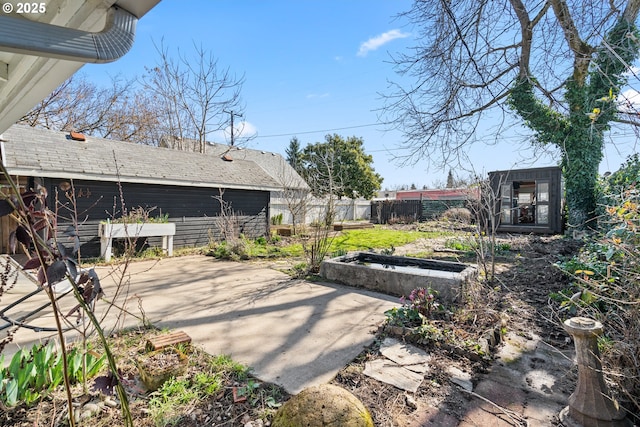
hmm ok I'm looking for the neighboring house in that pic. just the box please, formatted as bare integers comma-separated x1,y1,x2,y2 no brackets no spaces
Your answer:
374,190,397,200
0,125,308,258
489,166,564,234
394,189,472,201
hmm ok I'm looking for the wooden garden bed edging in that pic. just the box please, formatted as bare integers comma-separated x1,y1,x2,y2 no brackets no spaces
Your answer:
146,330,192,351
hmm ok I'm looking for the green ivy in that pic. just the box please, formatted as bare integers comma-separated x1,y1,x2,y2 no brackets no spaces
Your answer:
508,18,640,229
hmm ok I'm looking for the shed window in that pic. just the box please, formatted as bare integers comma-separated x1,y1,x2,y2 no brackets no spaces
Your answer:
500,184,512,223
537,205,549,224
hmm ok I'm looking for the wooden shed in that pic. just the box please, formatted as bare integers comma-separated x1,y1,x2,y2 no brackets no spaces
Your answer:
489,166,564,234
0,125,308,258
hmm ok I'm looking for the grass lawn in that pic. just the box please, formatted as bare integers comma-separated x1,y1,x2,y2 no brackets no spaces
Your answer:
328,227,452,253
170,225,457,262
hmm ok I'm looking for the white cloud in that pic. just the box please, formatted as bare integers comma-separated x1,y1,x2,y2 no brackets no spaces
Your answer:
357,29,410,57
211,120,258,144
306,93,330,99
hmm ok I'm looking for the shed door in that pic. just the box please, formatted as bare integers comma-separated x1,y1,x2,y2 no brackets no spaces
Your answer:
535,181,550,225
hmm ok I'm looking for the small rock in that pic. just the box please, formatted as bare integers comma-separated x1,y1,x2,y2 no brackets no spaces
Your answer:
405,394,418,410
478,337,490,355
447,366,473,392
83,402,100,414
103,397,119,408
80,410,94,420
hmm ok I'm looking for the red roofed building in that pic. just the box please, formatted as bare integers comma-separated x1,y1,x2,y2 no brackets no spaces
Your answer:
395,188,476,201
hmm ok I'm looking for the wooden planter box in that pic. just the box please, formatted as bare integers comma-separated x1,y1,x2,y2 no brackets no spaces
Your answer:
99,222,176,261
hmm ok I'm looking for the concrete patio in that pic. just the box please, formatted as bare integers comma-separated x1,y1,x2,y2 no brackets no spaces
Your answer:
1,255,397,394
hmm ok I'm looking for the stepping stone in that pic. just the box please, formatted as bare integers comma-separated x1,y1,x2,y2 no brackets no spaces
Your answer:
363,359,424,393
380,337,431,373
447,366,473,391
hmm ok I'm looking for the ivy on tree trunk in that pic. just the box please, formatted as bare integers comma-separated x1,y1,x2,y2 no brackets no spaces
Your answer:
509,17,640,230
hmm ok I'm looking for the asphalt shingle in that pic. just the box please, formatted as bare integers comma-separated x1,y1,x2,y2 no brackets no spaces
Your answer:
0,125,304,192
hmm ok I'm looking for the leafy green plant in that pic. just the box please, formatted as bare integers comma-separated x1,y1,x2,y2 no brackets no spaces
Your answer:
289,262,308,278
445,238,475,252
270,213,283,225
405,287,442,318
0,342,105,407
237,378,260,400
147,352,255,426
149,378,200,427
330,248,347,258
385,306,423,328
385,287,445,329
107,206,169,224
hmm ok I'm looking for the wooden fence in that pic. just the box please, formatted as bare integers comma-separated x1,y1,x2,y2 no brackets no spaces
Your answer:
370,199,469,224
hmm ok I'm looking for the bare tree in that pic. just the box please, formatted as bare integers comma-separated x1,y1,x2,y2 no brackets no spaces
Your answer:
19,74,161,145
384,0,640,229
275,161,309,235
300,147,350,273
142,41,245,153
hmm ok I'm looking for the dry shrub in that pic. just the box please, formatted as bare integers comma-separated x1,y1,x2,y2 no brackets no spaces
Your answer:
440,207,472,223
557,164,640,419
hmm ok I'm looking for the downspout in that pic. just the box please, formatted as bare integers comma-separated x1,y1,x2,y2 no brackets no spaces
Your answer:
0,138,6,168
0,6,137,63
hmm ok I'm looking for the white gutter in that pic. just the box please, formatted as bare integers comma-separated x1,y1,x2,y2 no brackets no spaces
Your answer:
0,6,137,63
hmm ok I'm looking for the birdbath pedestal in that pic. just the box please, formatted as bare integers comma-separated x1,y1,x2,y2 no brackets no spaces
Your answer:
559,316,630,427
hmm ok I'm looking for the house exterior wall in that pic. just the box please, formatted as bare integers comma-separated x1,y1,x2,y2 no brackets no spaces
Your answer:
44,178,269,258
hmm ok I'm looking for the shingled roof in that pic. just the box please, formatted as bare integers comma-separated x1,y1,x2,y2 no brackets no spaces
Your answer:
0,125,307,192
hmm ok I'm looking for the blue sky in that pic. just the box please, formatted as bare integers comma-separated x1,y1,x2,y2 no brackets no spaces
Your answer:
82,0,637,189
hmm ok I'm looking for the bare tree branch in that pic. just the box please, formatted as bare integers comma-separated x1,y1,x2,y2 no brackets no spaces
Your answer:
141,40,246,153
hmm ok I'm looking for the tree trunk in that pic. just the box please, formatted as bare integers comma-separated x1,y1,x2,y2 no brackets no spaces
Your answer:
562,129,604,231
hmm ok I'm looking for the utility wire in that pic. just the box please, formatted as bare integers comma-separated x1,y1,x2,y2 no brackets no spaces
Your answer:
253,123,381,139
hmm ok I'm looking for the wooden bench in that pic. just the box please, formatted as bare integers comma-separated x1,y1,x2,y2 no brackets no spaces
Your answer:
146,330,192,351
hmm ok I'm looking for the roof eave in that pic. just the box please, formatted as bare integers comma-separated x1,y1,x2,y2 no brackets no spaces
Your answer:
3,168,284,192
